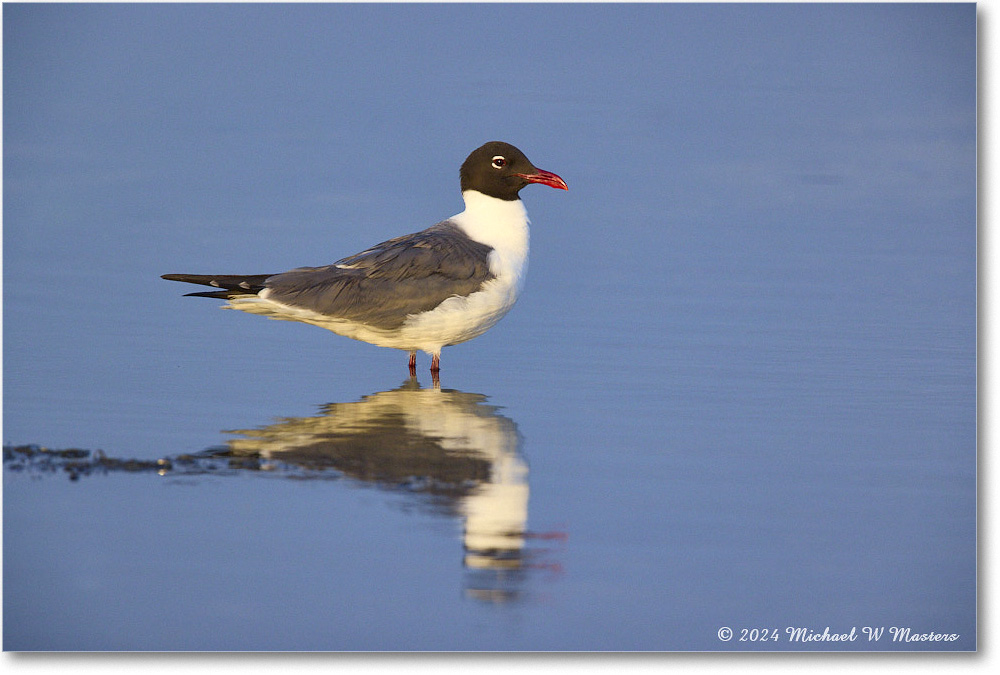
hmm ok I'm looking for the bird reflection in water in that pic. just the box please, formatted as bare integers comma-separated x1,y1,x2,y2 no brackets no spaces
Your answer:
5,377,565,603
220,376,563,602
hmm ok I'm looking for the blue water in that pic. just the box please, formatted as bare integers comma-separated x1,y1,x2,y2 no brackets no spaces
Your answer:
3,3,976,651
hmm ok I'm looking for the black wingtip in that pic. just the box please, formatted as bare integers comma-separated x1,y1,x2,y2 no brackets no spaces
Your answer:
162,272,274,298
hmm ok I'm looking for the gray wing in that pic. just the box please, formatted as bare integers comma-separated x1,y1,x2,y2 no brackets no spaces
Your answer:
263,222,495,330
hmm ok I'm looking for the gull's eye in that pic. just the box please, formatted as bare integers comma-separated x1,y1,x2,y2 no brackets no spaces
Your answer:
491,156,506,169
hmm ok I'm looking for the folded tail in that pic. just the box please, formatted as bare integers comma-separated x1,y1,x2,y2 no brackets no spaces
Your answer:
161,273,274,299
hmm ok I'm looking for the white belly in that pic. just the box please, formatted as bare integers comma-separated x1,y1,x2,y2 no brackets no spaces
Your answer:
395,275,521,350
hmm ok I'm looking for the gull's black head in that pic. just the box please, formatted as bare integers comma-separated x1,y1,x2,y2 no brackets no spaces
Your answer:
459,141,568,201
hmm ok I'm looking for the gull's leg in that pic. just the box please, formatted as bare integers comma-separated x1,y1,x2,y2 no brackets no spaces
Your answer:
430,354,441,388
408,351,417,376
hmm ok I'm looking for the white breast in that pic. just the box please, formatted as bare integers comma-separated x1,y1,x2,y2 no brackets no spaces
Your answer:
450,190,531,281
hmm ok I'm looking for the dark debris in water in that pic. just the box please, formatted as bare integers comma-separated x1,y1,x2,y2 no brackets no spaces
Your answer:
2,444,335,483
3,444,479,502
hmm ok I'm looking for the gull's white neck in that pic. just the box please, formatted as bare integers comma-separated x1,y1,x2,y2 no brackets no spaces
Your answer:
450,190,530,262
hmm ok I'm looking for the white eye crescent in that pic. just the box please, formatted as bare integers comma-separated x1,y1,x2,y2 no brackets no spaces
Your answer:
491,156,507,169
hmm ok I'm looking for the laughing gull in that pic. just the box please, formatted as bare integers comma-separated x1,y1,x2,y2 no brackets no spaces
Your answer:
162,141,567,373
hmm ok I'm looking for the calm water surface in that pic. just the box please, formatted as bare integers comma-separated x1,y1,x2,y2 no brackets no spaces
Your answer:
3,4,976,650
